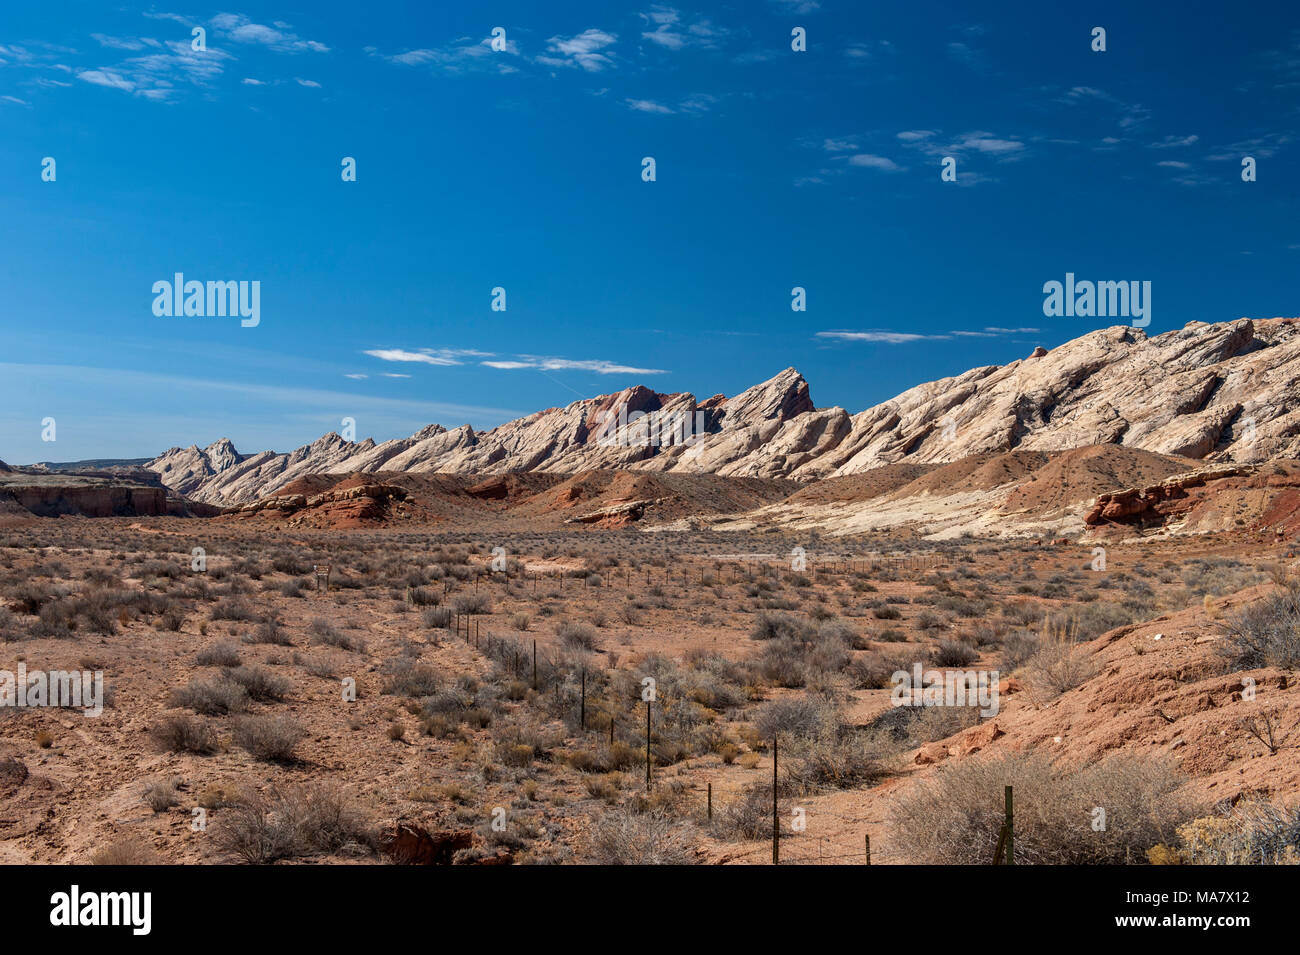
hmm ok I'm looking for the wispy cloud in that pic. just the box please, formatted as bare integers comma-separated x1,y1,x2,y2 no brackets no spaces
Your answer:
817,330,951,344
76,40,231,100
1149,134,1199,149
483,356,667,374
538,29,618,72
626,97,674,113
819,326,1036,344
363,347,494,366
367,32,520,74
847,153,901,171
209,14,329,54
639,6,728,51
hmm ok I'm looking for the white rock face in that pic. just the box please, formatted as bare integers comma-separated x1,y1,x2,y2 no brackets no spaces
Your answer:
146,319,1300,504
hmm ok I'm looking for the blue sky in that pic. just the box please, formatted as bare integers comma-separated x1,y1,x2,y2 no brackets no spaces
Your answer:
2,1,1299,463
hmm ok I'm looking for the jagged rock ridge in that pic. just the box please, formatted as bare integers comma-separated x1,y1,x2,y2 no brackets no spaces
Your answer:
146,319,1300,505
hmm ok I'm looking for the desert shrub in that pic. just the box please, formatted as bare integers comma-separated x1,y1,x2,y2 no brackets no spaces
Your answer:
143,779,180,813
150,714,219,754
90,838,160,865
872,606,902,620
421,607,452,629
196,641,242,667
753,637,807,688
750,612,809,642
381,660,439,697
587,808,697,865
231,714,306,762
276,578,306,598
999,628,1040,670
407,586,440,607
844,648,914,690
1219,583,1300,671
452,594,492,615
892,753,1199,864
308,618,365,652
211,598,256,621
783,728,883,792
557,620,600,651
214,783,372,863
246,618,293,646
224,665,291,702
752,695,836,740
714,780,796,839
1023,627,1099,698
0,607,20,642
169,677,249,715
511,613,531,631
932,639,978,667
1152,801,1300,865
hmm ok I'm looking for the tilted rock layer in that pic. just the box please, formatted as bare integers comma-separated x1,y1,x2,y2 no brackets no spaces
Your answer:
146,318,1300,505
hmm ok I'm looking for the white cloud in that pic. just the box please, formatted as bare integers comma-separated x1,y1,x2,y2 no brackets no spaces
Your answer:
76,69,135,91
295,77,321,87
816,330,950,344
848,153,900,171
371,32,519,73
91,34,156,51
626,97,674,113
540,29,617,72
209,13,329,53
364,347,494,367
483,357,666,374
639,6,727,50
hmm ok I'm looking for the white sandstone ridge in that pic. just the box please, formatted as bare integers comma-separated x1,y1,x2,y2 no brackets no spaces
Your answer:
147,318,1300,505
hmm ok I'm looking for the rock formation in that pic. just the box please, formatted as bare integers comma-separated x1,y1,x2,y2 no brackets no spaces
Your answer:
145,318,1300,505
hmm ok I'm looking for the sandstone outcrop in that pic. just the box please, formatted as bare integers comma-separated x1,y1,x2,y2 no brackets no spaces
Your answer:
144,319,1300,505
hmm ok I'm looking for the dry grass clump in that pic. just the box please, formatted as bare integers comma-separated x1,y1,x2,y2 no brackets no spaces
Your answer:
1022,621,1099,699
214,783,373,863
557,620,600,651
1219,582,1300,671
892,753,1199,864
381,658,440,697
150,713,219,754
307,618,366,652
585,807,698,865
223,664,291,702
168,676,250,715
1150,800,1300,865
195,641,242,667
90,837,161,865
231,713,307,762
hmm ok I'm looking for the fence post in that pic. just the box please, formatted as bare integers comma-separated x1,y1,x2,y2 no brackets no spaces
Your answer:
580,669,586,729
865,833,871,865
707,782,713,821
532,640,537,690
